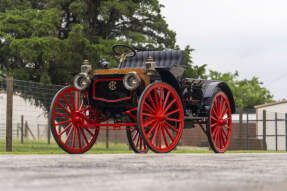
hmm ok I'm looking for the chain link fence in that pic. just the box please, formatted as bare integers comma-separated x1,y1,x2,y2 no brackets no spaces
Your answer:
1,77,287,152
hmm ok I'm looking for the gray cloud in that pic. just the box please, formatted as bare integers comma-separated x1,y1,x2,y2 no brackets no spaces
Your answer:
160,0,287,100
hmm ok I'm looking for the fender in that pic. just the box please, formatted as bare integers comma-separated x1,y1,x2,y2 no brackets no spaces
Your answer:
203,81,236,113
156,68,182,97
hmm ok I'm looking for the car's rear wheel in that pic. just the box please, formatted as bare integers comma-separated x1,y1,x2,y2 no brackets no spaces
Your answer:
206,91,232,153
49,86,100,154
126,127,149,153
137,82,184,153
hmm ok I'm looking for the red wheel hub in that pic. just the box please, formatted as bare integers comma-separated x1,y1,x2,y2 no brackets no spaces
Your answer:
72,112,85,127
217,118,226,126
156,111,166,121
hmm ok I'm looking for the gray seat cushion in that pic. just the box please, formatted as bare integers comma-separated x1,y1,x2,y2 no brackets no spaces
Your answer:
120,50,186,69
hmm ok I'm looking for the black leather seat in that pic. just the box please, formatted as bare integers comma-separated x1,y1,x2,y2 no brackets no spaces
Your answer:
120,50,186,78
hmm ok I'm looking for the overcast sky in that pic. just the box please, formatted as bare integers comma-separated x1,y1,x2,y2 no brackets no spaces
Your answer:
159,0,287,100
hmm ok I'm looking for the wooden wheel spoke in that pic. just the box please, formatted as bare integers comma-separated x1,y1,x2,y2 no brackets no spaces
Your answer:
162,91,171,110
210,115,218,122
166,118,181,123
71,127,76,148
221,106,228,118
154,88,160,108
162,123,169,147
142,112,156,118
211,125,219,137
132,131,139,142
76,127,82,149
139,137,143,150
159,87,164,110
136,133,140,147
210,122,218,128
164,99,176,113
57,103,72,115
55,112,71,119
64,126,74,145
166,109,180,117
79,127,89,145
147,121,158,136
148,94,157,111
221,131,226,147
164,121,178,133
55,120,72,126
212,107,219,119
143,118,157,128
151,125,159,145
213,127,219,144
144,103,156,114
75,91,80,110
83,127,94,137
158,123,162,148
163,126,174,142
63,94,74,113
219,96,224,115
69,90,76,111
218,129,222,149
222,127,228,139
59,124,73,136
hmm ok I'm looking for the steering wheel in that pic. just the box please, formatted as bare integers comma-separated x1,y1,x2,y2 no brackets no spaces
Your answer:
112,44,136,63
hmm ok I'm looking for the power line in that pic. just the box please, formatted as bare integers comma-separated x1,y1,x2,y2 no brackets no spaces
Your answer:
266,71,287,87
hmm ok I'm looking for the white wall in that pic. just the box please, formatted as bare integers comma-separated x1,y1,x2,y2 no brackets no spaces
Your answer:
256,103,287,151
0,93,48,139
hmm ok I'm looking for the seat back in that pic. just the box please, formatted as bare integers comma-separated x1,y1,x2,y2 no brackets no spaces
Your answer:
120,50,185,70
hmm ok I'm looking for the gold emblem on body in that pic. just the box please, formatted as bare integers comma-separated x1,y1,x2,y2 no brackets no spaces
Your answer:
108,81,117,91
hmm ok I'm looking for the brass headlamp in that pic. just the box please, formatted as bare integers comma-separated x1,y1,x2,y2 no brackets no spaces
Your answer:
73,60,92,91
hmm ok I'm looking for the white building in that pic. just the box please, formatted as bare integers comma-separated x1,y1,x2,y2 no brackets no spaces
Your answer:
0,92,48,139
255,101,287,151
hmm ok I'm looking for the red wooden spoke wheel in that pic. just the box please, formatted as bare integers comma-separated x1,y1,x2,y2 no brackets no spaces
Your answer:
137,82,184,153
49,86,100,154
126,127,149,153
207,91,232,153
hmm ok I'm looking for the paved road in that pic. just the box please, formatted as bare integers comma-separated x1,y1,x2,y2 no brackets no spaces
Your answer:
0,154,287,191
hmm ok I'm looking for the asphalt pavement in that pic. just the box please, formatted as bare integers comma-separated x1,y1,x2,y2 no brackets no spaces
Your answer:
0,153,287,191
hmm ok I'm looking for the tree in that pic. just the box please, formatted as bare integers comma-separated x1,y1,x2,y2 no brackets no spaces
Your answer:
209,70,273,109
0,0,177,86
183,46,207,79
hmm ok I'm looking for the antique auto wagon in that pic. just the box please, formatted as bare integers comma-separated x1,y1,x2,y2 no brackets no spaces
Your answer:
49,44,235,154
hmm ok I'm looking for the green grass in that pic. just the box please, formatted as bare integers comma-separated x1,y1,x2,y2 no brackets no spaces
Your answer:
0,139,286,154
0,139,134,154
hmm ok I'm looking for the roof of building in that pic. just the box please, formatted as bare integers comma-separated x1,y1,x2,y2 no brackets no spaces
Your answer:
254,100,287,109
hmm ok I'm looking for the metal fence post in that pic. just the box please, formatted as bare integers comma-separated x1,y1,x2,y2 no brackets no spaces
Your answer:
47,125,51,144
246,112,249,150
239,108,243,149
6,77,13,152
263,110,267,150
275,112,278,151
285,113,287,152
21,115,24,144
106,128,109,149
